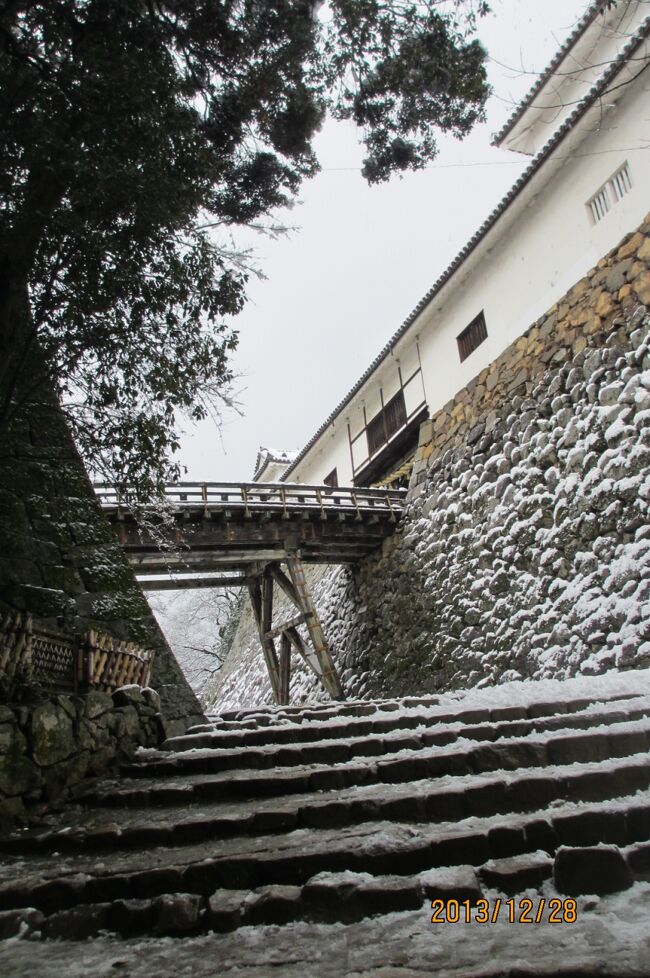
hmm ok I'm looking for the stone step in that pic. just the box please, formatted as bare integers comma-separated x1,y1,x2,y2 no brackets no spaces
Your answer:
116,713,650,795
206,686,648,727
4,678,650,948
13,840,647,942
13,864,482,940
171,692,648,754
208,698,436,725
80,716,650,815
6,753,650,857
1,794,649,930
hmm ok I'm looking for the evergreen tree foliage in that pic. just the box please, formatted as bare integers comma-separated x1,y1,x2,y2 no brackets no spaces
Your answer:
0,0,489,494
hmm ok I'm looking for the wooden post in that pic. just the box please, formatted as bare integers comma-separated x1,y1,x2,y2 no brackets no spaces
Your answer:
285,553,345,700
278,632,291,705
269,563,301,607
247,572,281,703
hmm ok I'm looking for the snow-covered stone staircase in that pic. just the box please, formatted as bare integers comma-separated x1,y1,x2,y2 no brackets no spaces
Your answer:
1,671,650,958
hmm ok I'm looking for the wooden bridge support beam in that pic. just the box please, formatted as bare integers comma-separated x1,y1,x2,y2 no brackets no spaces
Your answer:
285,552,344,701
246,553,345,705
247,573,281,703
278,632,291,706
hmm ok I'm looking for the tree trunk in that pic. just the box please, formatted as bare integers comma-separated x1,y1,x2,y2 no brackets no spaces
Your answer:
0,162,67,429
0,268,40,429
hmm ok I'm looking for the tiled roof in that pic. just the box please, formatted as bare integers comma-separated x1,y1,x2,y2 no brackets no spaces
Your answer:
282,14,650,482
253,447,298,481
491,1,607,147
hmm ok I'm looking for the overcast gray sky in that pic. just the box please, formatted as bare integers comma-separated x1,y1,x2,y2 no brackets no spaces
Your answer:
177,0,591,485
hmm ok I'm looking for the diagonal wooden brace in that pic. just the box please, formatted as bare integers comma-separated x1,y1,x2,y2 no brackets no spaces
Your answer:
285,552,345,700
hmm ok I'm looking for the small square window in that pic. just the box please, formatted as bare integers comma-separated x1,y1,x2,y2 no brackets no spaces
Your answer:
457,312,487,362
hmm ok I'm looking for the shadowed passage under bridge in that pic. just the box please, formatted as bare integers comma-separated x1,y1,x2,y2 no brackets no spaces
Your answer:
95,482,406,704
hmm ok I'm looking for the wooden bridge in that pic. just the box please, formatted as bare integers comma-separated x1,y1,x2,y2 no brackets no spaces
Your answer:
95,482,406,704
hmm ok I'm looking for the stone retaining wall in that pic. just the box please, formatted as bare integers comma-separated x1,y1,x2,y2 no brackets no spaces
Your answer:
207,217,650,710
0,686,164,827
0,371,204,734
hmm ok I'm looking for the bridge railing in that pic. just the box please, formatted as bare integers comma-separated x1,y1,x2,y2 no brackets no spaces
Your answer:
94,481,407,520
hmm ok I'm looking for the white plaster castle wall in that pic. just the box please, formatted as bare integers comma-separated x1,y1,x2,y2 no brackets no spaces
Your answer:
503,0,648,155
286,62,650,489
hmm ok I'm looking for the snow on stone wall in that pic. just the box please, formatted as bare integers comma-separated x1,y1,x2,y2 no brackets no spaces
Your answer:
207,220,650,711
0,376,204,734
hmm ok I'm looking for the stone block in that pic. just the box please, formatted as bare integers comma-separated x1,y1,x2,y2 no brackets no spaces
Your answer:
379,793,425,821
303,871,421,924
479,852,553,895
471,740,546,774
627,803,650,842
141,687,161,712
508,774,562,813
44,751,91,802
523,819,558,854
29,702,76,767
301,800,351,829
42,902,111,939
433,831,489,867
487,824,528,858
112,684,145,708
206,889,249,932
83,690,115,720
109,898,158,937
30,874,91,914
553,810,627,847
418,420,434,447
152,893,203,935
626,842,650,880
419,865,481,902
0,907,44,940
111,705,141,739
0,721,26,757
632,270,650,305
245,884,302,925
0,751,41,797
554,844,633,896
466,781,508,818
637,236,650,261
546,732,610,765
618,232,645,260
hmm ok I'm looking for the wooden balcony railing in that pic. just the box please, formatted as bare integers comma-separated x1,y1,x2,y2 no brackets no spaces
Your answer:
93,481,406,522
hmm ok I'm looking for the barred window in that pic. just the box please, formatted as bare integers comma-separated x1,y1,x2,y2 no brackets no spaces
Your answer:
366,390,407,456
588,185,610,224
457,311,487,362
609,161,632,202
587,161,632,224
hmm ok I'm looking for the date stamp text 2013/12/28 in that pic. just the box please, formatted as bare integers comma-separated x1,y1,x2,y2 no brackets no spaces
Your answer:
431,898,577,925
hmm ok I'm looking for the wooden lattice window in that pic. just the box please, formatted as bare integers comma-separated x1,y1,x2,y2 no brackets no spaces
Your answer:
366,391,407,456
384,391,407,438
367,412,386,455
457,311,487,362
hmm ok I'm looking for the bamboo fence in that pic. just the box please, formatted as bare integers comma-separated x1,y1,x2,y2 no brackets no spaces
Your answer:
0,612,154,695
